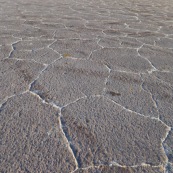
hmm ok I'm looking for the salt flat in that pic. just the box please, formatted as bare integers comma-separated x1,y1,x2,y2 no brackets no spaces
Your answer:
0,0,173,172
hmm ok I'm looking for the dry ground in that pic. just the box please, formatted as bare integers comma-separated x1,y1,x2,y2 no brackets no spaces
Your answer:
0,0,173,172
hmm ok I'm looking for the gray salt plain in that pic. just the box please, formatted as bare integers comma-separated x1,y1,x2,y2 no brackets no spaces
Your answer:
0,0,173,172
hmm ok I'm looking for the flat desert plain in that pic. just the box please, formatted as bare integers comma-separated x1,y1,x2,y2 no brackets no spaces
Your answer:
0,0,173,172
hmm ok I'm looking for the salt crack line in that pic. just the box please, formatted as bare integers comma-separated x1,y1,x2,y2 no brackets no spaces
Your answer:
72,161,164,173
140,74,160,118
136,43,158,74
58,114,79,171
102,63,111,94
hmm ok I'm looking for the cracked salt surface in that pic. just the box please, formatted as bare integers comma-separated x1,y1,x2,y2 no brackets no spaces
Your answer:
0,0,173,172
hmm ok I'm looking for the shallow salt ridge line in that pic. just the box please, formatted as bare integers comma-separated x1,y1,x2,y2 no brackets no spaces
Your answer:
98,41,143,50
85,38,104,59
138,38,173,51
71,161,165,173
102,63,111,94
109,162,164,168
103,29,128,38
162,129,173,173
58,114,79,170
127,24,165,35
7,40,21,58
0,94,16,111
136,43,158,74
4,57,47,66
136,43,173,74
96,37,104,49
140,74,160,118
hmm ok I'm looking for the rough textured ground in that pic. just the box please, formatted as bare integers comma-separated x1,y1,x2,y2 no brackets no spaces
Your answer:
0,0,173,172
